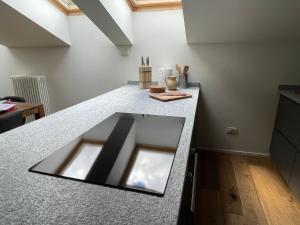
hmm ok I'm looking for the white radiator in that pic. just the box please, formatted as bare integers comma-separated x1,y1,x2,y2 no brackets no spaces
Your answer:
10,75,51,116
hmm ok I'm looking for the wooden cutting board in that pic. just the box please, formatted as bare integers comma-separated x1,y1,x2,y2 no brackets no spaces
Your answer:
149,92,192,102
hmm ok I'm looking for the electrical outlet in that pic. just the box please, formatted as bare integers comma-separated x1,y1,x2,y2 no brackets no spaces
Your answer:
226,127,239,135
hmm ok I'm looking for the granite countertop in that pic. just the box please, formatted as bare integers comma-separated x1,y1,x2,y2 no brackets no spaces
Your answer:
279,84,300,104
0,85,200,225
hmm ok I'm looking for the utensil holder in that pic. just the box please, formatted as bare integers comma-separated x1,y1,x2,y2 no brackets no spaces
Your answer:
139,67,152,89
178,73,188,89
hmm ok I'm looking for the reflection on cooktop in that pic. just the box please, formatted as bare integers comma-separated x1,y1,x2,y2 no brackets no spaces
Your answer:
126,147,175,193
29,113,185,196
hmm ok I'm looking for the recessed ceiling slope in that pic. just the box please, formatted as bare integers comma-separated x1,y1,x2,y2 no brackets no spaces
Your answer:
182,0,300,43
0,0,71,47
73,0,133,46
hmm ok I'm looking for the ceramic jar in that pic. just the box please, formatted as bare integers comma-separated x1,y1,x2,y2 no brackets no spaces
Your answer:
165,76,178,90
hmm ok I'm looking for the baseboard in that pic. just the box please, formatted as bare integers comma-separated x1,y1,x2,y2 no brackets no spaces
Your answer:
197,146,270,157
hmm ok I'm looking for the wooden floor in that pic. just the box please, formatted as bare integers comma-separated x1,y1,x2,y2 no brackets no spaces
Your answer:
194,151,300,225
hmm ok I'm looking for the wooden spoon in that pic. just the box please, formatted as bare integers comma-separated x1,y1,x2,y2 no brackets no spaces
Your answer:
175,64,182,73
183,65,189,74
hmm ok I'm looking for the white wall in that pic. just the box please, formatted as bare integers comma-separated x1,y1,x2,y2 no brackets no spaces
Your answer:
0,10,299,154
0,16,123,110
123,11,300,154
0,45,14,97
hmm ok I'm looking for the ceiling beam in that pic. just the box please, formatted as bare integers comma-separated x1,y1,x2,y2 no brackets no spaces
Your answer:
73,0,133,46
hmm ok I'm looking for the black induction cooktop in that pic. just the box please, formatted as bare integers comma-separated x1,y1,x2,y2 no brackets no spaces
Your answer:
29,113,185,196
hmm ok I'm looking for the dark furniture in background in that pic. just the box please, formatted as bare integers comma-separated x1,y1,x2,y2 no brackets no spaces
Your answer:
270,94,300,200
0,96,25,103
1,96,26,124
0,102,45,134
0,111,23,134
10,102,45,120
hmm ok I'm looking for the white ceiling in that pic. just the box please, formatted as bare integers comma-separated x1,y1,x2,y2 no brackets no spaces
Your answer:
182,0,300,43
0,0,70,47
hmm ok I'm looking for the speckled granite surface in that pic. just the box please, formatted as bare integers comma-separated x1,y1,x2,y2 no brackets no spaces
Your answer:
0,85,199,225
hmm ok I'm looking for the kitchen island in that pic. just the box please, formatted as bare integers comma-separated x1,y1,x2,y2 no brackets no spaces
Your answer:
0,84,200,225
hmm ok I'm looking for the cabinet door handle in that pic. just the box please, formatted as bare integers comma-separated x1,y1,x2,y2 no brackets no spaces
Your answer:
191,152,198,213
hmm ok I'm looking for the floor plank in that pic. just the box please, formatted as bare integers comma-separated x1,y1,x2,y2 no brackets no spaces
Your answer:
295,202,300,218
223,214,246,225
248,156,300,225
194,151,300,225
247,156,291,197
218,153,244,216
231,154,269,225
198,151,220,191
197,190,224,225
195,151,223,225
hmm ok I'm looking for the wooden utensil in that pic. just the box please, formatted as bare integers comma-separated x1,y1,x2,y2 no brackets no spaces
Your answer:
175,64,182,74
183,65,189,74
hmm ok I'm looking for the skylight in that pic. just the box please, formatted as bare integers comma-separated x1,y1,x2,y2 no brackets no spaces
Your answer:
51,0,80,14
59,0,78,10
128,0,182,11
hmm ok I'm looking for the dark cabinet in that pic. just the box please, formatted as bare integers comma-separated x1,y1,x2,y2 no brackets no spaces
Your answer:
289,154,300,200
270,95,300,200
270,130,297,182
276,97,300,148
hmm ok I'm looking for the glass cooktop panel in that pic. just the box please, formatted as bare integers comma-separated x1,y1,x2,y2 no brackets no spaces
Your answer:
29,113,185,196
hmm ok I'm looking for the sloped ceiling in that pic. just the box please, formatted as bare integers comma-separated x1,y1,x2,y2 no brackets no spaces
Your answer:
182,0,300,43
0,0,70,47
73,0,133,46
